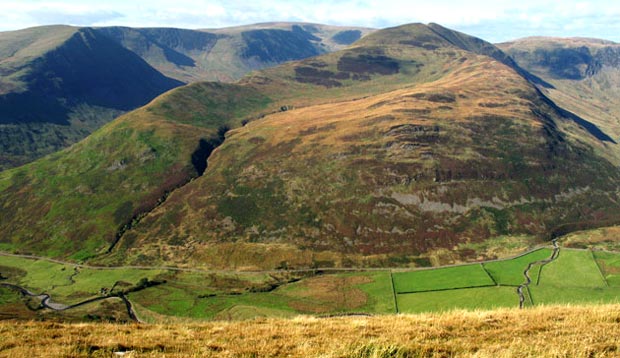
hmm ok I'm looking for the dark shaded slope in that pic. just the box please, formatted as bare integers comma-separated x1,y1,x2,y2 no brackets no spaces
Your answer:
0,28,182,124
241,29,323,63
95,27,219,69
0,27,183,169
332,30,362,45
499,37,620,150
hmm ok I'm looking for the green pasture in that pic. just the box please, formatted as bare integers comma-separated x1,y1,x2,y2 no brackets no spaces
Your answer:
4,245,620,320
593,251,620,287
397,286,518,313
537,249,606,288
392,264,494,293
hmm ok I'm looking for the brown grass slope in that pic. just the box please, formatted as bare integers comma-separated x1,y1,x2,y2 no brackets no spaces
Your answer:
104,24,620,269
2,304,620,357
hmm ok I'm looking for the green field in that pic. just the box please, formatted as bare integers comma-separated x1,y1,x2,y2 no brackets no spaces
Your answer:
0,255,165,303
593,251,620,286
524,249,620,306
392,264,495,293
397,286,518,313
0,255,396,320
538,249,607,288
529,286,620,305
483,248,552,286
4,246,620,320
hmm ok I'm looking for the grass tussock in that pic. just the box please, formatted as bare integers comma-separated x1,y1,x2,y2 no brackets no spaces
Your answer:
1,304,620,357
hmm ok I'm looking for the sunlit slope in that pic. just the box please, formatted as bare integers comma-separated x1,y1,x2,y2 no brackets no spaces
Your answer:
0,23,370,170
107,24,620,269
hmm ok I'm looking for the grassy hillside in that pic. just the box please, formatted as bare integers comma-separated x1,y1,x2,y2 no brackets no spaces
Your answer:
2,304,620,357
0,82,270,260
2,23,620,269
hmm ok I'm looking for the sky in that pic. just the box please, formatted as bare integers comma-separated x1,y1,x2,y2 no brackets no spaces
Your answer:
2,0,620,43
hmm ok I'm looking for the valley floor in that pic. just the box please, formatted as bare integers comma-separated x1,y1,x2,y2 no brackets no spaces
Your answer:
1,304,620,357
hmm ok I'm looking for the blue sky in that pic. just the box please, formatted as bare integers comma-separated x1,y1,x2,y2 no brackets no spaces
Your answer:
2,0,620,43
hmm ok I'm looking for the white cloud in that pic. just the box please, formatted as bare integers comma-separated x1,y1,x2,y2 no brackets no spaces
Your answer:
1,0,620,42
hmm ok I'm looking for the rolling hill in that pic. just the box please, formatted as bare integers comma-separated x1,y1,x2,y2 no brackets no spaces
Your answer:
0,23,372,170
1,23,619,270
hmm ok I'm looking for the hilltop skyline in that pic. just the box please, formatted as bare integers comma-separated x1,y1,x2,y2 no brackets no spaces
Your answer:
1,0,620,43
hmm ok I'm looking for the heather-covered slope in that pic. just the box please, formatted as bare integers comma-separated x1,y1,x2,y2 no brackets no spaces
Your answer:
114,25,620,269
2,24,619,269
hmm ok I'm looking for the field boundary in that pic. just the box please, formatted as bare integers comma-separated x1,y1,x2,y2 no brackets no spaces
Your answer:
590,250,610,287
480,263,498,286
389,270,399,314
535,264,543,285
517,239,559,308
396,284,497,295
0,246,566,276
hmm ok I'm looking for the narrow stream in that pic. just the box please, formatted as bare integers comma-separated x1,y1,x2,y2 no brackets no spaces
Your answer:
516,239,560,308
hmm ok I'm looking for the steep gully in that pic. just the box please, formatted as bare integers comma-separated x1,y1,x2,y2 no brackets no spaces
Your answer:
105,126,229,254
517,239,560,308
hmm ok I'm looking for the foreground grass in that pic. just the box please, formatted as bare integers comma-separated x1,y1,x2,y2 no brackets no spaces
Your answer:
2,304,620,357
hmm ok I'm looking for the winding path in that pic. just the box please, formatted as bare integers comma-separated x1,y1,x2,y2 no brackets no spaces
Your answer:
516,239,560,308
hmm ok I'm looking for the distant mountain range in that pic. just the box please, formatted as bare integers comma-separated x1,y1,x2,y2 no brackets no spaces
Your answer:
0,23,373,170
2,23,620,270
499,37,620,159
